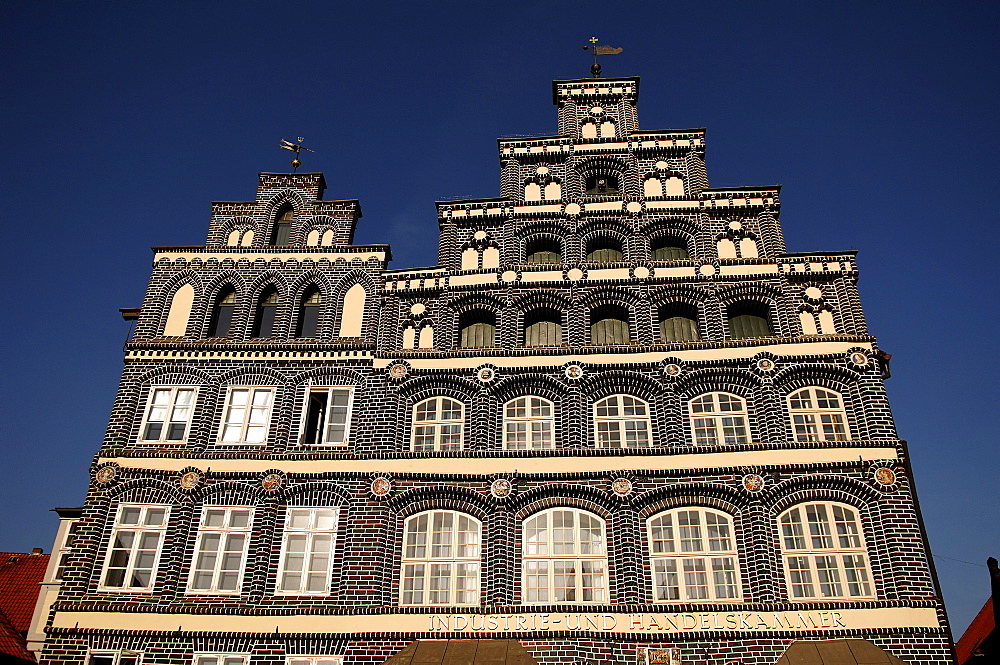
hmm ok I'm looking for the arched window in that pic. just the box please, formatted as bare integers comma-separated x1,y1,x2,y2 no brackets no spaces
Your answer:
459,310,496,348
525,238,561,264
251,288,278,338
504,396,555,450
727,301,773,338
594,394,651,448
590,305,630,345
788,388,849,441
586,237,623,262
584,175,620,196
411,397,464,451
271,207,294,245
648,508,741,602
689,393,749,446
779,502,874,600
658,303,700,342
208,288,236,338
524,308,562,347
523,508,607,603
401,510,481,606
295,287,322,338
650,236,689,260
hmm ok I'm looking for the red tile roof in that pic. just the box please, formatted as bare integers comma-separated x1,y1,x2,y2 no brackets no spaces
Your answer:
956,597,996,664
0,551,49,664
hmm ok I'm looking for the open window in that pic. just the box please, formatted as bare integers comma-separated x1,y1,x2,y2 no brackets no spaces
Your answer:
301,387,353,446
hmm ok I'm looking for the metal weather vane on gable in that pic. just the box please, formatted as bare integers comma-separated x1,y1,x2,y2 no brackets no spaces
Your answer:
279,137,316,172
583,36,623,78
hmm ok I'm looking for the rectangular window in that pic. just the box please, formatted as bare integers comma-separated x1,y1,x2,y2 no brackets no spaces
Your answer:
219,387,274,444
55,519,82,580
88,652,141,665
140,387,196,442
99,504,169,592
301,388,353,446
287,658,343,665
193,655,248,665
188,507,253,593
277,507,338,594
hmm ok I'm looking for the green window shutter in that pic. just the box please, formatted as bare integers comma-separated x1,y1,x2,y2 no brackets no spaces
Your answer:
729,314,771,339
526,249,561,264
660,316,700,342
461,321,495,348
525,320,562,347
587,247,623,262
651,245,689,260
592,316,630,345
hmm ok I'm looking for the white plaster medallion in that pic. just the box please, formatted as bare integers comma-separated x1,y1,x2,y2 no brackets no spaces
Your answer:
742,474,765,492
473,230,488,241
261,473,283,492
699,264,716,276
388,362,409,379
804,287,823,300
611,478,633,496
728,221,743,231
626,201,643,213
95,466,117,485
179,471,202,489
490,478,513,499
370,476,393,497
655,160,669,170
632,266,650,279
566,268,585,281
873,467,896,486
590,106,604,115
535,166,550,175
501,270,519,283
564,203,581,215
409,303,426,316
564,364,584,380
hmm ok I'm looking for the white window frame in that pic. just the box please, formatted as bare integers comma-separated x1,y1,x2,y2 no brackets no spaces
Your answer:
400,510,481,606
410,396,464,451
87,650,142,665
192,655,249,665
139,386,198,443
299,386,355,446
522,507,608,604
276,507,339,595
647,508,742,603
689,392,750,446
779,501,875,601
503,396,556,450
217,386,275,444
593,394,652,448
787,387,850,442
287,658,344,665
187,506,254,594
98,504,170,592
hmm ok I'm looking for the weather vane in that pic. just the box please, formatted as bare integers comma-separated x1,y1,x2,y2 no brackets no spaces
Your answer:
279,137,316,172
582,37,623,78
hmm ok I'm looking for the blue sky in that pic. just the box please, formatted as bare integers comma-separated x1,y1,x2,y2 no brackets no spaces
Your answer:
3,0,997,638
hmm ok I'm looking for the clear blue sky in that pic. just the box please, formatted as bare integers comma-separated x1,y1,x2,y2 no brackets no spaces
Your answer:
3,0,997,639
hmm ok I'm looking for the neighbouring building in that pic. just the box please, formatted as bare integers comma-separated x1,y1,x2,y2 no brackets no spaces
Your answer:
1,548,50,663
33,75,953,665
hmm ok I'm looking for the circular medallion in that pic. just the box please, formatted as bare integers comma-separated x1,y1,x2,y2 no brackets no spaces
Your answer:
490,478,513,499
477,367,496,383
874,467,896,486
655,160,669,170
742,474,765,492
370,476,392,497
410,303,426,316
473,230,488,241
564,364,584,380
849,352,870,367
663,363,682,377
261,473,283,492
756,358,776,372
179,470,202,489
804,286,823,301
501,270,519,283
590,106,604,115
611,478,633,496
626,201,643,213
564,203,581,216
699,264,716,276
727,221,743,231
535,166,550,175
95,466,117,485
388,362,409,379
566,268,585,281
632,266,650,279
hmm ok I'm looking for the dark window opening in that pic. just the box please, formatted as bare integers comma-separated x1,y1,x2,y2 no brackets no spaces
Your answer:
208,288,236,337
296,288,322,338
524,308,562,347
271,207,294,245
459,310,496,348
252,289,279,338
658,303,701,342
651,237,689,260
590,305,630,345
525,238,562,264
586,237,624,262
585,175,620,195
728,301,773,338
302,388,351,446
